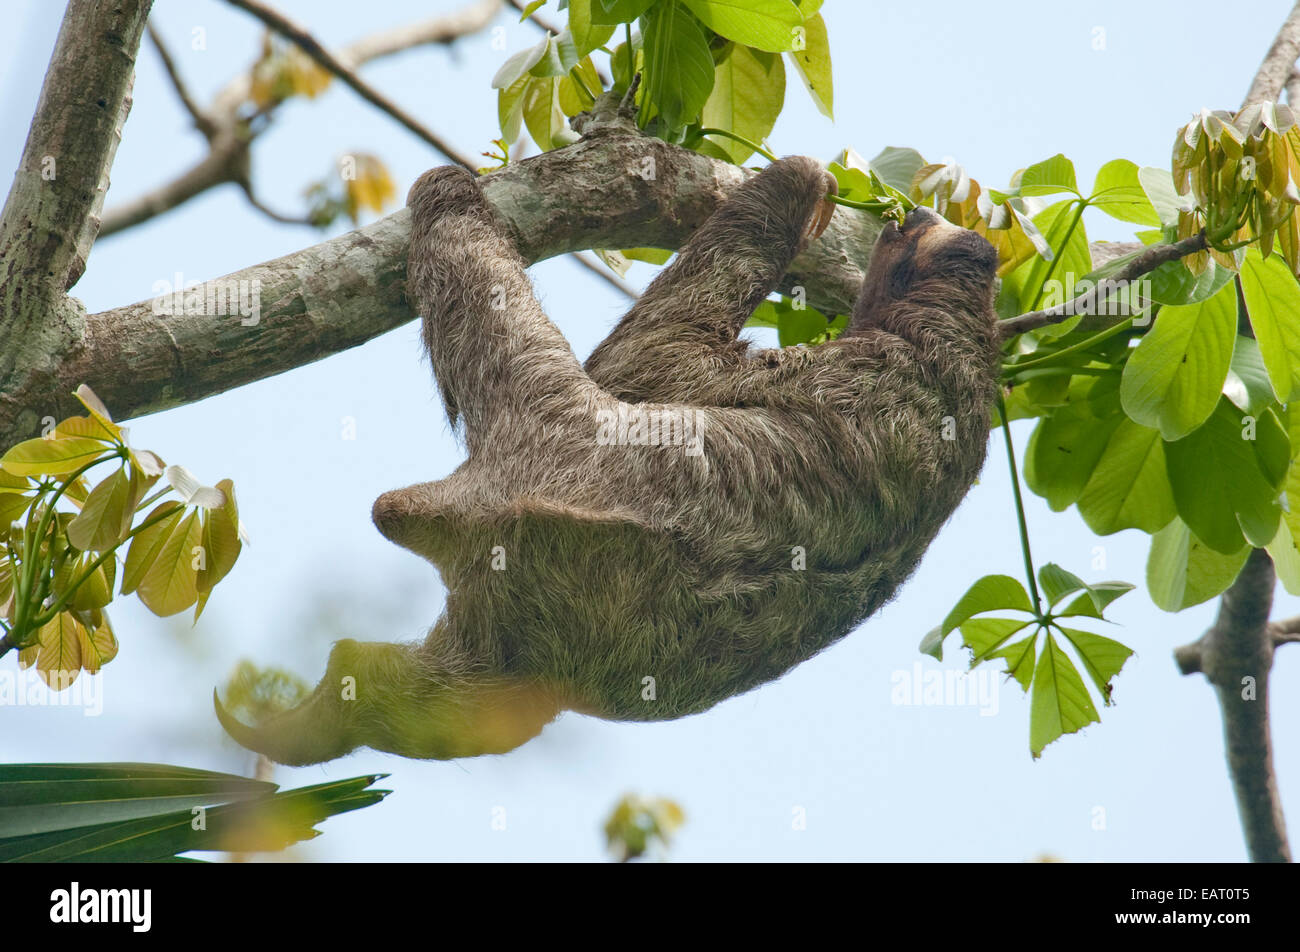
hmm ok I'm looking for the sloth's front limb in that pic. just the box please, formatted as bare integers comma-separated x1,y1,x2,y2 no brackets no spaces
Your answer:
216,629,562,764
584,156,836,401
406,166,597,449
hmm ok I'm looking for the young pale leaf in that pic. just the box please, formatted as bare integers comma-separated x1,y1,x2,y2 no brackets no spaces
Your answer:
1076,419,1177,535
66,467,132,551
77,616,118,675
136,511,203,617
490,34,551,89
1138,166,1183,228
1145,256,1233,306
1029,634,1100,758
1163,398,1283,552
121,502,186,596
785,11,831,117
1119,280,1237,440
1240,248,1300,402
35,613,84,690
867,146,926,195
681,0,803,52
1146,517,1250,611
0,438,110,478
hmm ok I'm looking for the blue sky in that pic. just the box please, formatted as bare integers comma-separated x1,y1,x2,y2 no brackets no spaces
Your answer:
2,0,1297,861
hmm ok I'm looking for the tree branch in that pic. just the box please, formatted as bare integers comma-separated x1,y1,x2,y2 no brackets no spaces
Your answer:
1242,1,1300,108
147,21,216,139
1174,549,1291,862
0,131,879,446
225,0,477,170
997,233,1207,339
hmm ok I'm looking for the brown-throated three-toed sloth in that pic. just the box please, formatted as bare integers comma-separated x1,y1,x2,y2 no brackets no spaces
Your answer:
216,155,1001,764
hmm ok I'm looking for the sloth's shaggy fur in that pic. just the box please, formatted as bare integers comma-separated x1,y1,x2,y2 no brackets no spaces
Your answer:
217,156,1002,763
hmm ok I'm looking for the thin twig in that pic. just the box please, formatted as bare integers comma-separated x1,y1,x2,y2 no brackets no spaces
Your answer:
147,21,216,139
240,186,314,226
226,0,477,170
571,251,641,299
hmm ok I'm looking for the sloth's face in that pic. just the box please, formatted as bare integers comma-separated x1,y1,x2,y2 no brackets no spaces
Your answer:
869,206,998,300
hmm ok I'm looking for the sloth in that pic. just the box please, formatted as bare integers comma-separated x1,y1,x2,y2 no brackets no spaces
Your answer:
216,155,1002,764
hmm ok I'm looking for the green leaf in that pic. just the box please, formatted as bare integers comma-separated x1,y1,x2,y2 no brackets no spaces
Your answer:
926,575,1034,657
519,0,547,19
0,766,389,861
1056,581,1135,619
1163,398,1283,552
1119,280,1237,440
1058,627,1133,704
1271,409,1300,595
988,635,1037,691
1076,418,1177,534
785,11,831,117
640,1,715,133
1240,248,1300,402
1089,158,1161,225
1146,255,1234,306
0,438,110,478
498,74,530,143
523,76,566,151
699,45,785,163
592,0,659,24
1037,563,1087,607
680,0,803,52
1015,199,1092,314
1029,633,1100,758
1024,377,1123,511
959,616,1032,662
569,0,618,55
0,762,274,837
1223,336,1277,415
1146,516,1250,611
1016,154,1079,197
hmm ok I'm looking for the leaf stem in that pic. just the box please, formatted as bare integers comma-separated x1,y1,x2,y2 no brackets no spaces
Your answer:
997,394,1043,615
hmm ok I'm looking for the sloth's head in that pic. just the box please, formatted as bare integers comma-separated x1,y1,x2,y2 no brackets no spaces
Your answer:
866,206,998,303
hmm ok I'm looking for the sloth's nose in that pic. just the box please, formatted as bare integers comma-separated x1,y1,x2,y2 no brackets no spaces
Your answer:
902,206,942,231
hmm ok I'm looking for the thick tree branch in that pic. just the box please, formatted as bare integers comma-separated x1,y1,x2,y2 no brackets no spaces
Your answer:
1242,1,1300,108
1174,549,1291,862
0,131,879,446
